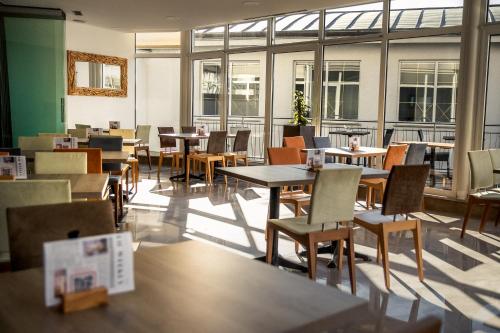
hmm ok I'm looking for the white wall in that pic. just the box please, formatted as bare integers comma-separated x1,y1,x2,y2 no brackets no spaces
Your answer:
65,21,135,129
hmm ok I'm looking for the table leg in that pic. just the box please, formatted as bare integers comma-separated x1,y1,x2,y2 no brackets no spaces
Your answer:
430,147,436,187
169,139,203,182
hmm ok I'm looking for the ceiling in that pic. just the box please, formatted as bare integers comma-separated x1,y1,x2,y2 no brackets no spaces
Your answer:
3,0,372,32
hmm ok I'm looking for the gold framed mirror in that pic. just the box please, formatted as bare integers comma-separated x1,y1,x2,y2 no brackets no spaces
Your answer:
67,51,127,97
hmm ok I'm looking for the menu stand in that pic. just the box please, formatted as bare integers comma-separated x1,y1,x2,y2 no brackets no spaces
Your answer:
60,287,108,313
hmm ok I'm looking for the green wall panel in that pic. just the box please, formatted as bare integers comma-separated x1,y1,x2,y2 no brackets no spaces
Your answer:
4,17,65,145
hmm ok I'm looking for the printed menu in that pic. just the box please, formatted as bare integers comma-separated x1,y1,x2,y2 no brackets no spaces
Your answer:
0,156,27,179
44,232,135,306
53,137,79,149
306,149,325,170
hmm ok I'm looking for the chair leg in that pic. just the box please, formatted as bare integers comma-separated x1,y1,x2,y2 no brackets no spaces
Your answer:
347,229,357,295
157,152,163,180
479,204,491,234
125,170,129,202
266,225,275,264
379,228,391,290
337,238,344,272
186,158,191,184
306,235,318,280
146,147,152,170
376,242,382,264
461,197,474,238
118,183,124,217
113,183,119,224
412,220,424,282
205,161,211,185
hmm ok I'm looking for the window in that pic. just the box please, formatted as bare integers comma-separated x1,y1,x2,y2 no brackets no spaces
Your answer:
192,26,225,52
325,2,383,38
200,61,221,115
488,0,500,23
294,61,314,107
390,0,463,31
323,61,360,120
229,20,267,49
398,61,458,122
229,61,260,116
274,11,319,44
135,32,181,54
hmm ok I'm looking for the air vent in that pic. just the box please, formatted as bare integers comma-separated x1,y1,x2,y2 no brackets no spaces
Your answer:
72,19,86,23
72,10,83,16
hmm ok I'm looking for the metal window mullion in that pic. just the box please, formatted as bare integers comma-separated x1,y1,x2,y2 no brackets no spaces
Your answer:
221,53,228,131
312,44,324,136
433,62,438,124
376,0,390,148
263,50,274,162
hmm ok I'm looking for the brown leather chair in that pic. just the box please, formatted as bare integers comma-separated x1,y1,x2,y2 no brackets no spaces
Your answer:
221,129,251,167
7,201,115,271
283,136,307,164
54,148,103,174
186,131,227,185
157,127,184,180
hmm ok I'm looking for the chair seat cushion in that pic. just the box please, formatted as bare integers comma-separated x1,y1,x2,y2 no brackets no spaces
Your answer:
268,216,339,235
354,211,408,225
471,190,500,200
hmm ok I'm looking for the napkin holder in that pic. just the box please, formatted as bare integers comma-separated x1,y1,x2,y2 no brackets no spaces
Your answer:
60,287,108,313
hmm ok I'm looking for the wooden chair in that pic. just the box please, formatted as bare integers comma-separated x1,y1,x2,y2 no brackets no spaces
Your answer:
405,143,427,165
460,150,500,237
157,127,184,180
0,152,8,156
0,175,15,180
186,131,227,185
354,164,430,290
266,167,363,294
283,136,307,164
361,144,407,209
67,128,88,139
7,201,115,271
313,136,334,163
34,152,87,174
135,125,152,170
220,129,251,166
54,148,103,174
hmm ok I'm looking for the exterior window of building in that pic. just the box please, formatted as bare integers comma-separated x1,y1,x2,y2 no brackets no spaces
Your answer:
200,61,221,116
192,26,225,52
323,61,360,120
398,61,458,123
228,61,260,117
294,61,314,108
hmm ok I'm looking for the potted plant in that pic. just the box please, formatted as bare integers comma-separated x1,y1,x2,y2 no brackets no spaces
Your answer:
283,90,315,148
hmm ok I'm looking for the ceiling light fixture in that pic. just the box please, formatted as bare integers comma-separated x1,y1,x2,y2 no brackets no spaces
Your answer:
242,1,260,6
72,10,83,16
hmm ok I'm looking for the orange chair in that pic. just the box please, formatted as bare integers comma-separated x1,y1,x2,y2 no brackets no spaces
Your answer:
361,144,408,208
283,136,307,164
54,148,103,174
0,152,9,156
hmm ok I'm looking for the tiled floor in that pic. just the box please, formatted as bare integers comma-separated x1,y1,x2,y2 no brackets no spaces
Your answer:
122,167,500,333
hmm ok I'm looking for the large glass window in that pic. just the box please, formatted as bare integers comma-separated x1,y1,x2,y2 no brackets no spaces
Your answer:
192,26,225,52
325,2,383,38
489,1,500,23
192,59,222,131
274,12,319,45
323,61,360,121
484,35,500,149
229,20,267,49
390,0,463,31
294,61,314,107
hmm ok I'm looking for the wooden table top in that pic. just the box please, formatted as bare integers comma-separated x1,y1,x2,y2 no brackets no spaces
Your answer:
78,138,141,146
28,173,109,200
394,141,455,149
102,151,130,163
0,241,366,333
304,147,387,158
216,164,389,188
159,133,236,140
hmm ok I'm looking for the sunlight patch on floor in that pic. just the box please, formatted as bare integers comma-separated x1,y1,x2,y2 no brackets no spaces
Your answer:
188,197,236,220
186,212,251,247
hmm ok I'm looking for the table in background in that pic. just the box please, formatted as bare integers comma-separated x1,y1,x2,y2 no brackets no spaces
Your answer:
0,241,366,333
78,138,141,146
29,174,109,200
102,151,130,163
304,147,387,167
216,164,389,270
329,130,371,137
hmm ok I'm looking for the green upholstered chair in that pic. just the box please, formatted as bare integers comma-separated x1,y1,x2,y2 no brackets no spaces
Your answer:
0,180,71,264
34,152,87,174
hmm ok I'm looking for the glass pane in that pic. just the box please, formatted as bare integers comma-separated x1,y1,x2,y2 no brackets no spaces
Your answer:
325,2,383,38
229,20,267,49
488,0,500,23
322,43,380,149
192,59,222,139
272,51,314,147
390,0,463,31
228,52,266,160
386,36,461,190
136,58,180,152
484,35,500,148
136,32,181,54
192,26,225,52
274,12,319,45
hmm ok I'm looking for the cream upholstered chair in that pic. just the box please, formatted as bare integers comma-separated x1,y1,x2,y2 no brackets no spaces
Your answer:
489,149,500,186
0,179,71,264
266,167,363,294
67,128,88,139
461,150,500,237
34,152,87,174
38,133,70,138
109,128,135,155
18,136,54,152
135,125,152,170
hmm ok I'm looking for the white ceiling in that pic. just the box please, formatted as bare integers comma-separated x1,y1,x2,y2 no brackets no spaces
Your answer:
3,0,372,32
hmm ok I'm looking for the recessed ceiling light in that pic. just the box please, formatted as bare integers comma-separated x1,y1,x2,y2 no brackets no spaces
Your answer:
242,1,260,6
72,10,83,16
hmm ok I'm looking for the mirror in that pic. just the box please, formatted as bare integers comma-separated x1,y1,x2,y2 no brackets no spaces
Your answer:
67,51,127,97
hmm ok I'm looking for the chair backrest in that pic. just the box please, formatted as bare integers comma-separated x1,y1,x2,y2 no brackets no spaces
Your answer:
405,143,427,165
136,125,151,144
489,149,500,185
0,148,21,156
0,152,8,156
383,144,408,171
313,136,331,149
35,152,87,174
88,136,123,172
283,136,306,149
233,130,251,152
396,316,441,333
38,133,70,138
67,128,88,139
54,148,103,174
158,127,177,149
109,128,135,139
18,136,54,151
75,124,91,129
468,150,494,190
7,201,115,271
308,167,363,225
182,126,199,146
417,129,424,142
267,147,301,165
382,165,430,216
383,128,394,148
206,131,227,154
0,180,71,262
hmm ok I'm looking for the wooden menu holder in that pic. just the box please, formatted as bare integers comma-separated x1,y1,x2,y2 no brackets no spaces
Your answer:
60,287,108,313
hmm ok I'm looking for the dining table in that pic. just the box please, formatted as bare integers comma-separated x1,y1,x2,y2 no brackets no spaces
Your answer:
28,173,109,200
216,164,389,270
101,151,130,163
78,138,141,146
0,241,369,333
329,130,371,137
304,147,388,167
